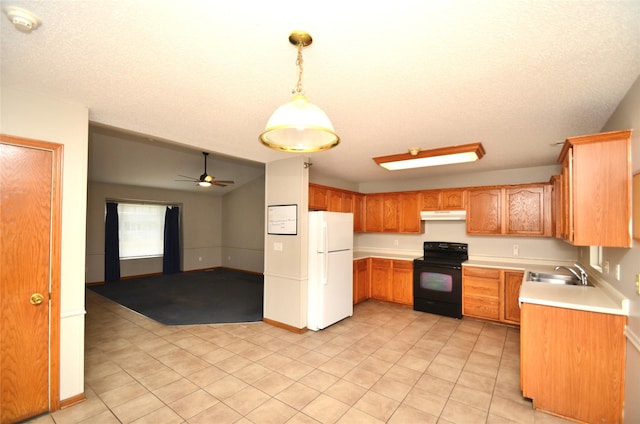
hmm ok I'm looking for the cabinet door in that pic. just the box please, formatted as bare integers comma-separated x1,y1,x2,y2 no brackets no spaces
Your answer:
353,193,365,232
560,153,573,241
364,194,384,232
503,271,524,323
342,191,354,214
382,194,400,232
466,189,502,235
571,134,631,247
369,258,392,300
441,189,466,209
504,185,549,236
327,189,343,212
421,190,441,210
353,259,369,304
399,192,420,233
309,184,328,211
521,303,625,423
391,260,413,305
550,175,561,238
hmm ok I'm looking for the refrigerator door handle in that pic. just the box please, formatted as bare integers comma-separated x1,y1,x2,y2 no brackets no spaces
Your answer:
322,223,328,285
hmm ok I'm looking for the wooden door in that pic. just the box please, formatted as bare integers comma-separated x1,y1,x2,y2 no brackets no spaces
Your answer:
1,136,62,423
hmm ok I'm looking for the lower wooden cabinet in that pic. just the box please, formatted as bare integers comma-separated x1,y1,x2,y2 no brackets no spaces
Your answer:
353,258,369,304
503,270,524,324
391,260,413,306
462,266,501,320
354,258,413,306
521,303,626,423
462,266,524,325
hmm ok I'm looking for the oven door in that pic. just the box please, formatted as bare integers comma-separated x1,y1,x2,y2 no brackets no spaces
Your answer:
413,261,462,304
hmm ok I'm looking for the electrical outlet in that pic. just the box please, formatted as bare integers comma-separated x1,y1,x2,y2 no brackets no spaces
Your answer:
604,260,610,274
273,242,283,251
198,256,202,262
394,239,399,247
227,256,231,261
512,244,519,257
615,264,621,281
636,274,640,295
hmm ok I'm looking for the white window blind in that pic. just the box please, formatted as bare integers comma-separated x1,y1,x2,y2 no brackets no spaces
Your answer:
118,203,166,259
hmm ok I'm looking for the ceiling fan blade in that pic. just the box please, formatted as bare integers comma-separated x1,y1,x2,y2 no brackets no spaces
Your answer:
213,182,229,187
177,174,198,181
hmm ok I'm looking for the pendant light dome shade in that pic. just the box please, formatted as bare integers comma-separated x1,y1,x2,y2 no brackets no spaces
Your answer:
259,94,339,152
260,31,339,153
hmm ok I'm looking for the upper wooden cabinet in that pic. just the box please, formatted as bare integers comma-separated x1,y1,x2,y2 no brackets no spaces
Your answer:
309,183,364,232
557,130,632,247
421,188,466,211
309,184,328,211
364,192,421,233
467,188,502,235
467,184,552,236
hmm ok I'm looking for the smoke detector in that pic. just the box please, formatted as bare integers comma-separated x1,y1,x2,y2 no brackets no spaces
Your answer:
2,6,41,32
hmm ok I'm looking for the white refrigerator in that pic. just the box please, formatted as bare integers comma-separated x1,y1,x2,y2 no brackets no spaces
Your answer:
308,211,354,331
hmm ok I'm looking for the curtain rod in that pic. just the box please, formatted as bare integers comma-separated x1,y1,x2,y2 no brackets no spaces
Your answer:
105,197,181,207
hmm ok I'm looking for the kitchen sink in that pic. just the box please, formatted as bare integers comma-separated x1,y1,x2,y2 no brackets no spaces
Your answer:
526,271,593,287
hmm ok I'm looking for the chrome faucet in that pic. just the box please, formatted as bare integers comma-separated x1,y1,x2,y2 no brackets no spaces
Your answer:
573,263,589,286
554,264,589,286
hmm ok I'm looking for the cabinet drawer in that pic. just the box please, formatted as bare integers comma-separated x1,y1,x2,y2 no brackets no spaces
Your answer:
463,266,501,279
463,277,499,298
463,297,500,320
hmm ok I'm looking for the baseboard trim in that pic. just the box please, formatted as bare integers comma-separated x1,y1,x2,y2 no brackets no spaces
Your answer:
59,393,85,409
263,317,307,334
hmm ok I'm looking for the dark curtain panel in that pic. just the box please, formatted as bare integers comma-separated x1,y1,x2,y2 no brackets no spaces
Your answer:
163,206,181,274
104,202,121,282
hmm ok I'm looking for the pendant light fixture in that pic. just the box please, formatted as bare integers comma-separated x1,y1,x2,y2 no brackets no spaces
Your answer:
259,31,339,153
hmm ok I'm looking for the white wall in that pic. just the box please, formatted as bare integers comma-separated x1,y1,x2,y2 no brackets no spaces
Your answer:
263,156,310,329
597,74,640,423
1,85,89,401
222,175,266,273
85,182,223,282
356,221,578,263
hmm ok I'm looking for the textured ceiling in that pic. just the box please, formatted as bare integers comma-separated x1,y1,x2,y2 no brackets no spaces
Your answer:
1,0,639,193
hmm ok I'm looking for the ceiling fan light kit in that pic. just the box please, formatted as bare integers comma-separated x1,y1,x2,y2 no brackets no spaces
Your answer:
374,142,486,171
259,31,339,153
177,152,235,188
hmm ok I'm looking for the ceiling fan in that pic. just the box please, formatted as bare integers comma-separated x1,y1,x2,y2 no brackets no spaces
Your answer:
177,152,235,187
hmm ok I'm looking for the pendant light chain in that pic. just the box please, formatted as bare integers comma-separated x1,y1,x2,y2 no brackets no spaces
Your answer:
293,42,304,95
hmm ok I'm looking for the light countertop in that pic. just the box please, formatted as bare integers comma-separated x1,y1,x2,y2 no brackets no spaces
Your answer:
355,252,629,316
464,258,628,316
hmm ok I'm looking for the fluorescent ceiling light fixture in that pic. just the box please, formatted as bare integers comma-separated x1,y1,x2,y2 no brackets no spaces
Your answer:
373,143,486,170
259,31,339,153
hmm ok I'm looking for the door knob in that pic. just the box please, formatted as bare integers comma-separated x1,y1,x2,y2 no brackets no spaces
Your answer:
30,293,44,305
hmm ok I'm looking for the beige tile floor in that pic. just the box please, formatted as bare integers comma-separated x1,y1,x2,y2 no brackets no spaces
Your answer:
26,290,573,424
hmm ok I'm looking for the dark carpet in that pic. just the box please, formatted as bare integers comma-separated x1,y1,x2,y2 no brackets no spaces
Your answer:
89,268,263,325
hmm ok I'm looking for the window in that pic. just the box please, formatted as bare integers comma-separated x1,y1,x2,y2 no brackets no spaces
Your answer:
118,203,166,259
589,246,603,273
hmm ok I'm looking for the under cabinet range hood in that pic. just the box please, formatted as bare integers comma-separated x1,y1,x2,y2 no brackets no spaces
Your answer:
420,210,467,221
